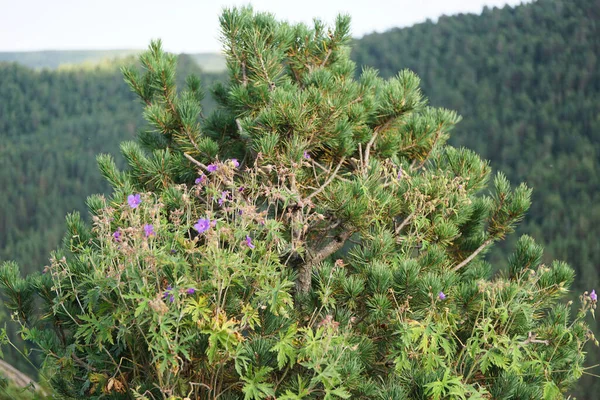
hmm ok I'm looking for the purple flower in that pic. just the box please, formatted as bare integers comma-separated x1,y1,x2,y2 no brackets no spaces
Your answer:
170,249,177,254
112,230,121,242
397,167,404,180
218,191,229,206
245,235,255,249
591,290,597,302
438,291,446,300
195,175,206,185
230,159,239,168
128,194,141,209
163,285,174,302
207,164,218,173
303,151,311,160
238,186,245,192
186,288,196,295
194,218,211,233
144,224,155,237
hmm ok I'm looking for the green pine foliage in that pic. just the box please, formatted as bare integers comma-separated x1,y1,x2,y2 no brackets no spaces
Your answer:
351,0,600,395
352,0,599,300
1,7,597,399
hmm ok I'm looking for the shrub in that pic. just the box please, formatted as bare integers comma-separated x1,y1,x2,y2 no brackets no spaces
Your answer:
0,7,596,400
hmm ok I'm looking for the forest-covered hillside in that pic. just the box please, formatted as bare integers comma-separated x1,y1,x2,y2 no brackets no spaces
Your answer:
0,0,599,396
0,62,140,271
0,55,223,270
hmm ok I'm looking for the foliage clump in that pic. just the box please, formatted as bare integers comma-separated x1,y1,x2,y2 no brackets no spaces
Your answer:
0,7,596,400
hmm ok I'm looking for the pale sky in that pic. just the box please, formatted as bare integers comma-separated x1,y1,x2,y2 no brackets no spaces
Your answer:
0,0,531,53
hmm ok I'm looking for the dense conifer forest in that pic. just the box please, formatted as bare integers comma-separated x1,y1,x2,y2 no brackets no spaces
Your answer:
0,0,598,397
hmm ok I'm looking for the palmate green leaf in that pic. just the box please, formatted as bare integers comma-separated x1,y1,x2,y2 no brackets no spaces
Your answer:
183,296,212,324
424,370,466,400
542,381,562,400
241,366,275,400
75,313,115,348
480,349,508,374
134,299,148,318
310,362,343,390
277,375,311,400
324,386,351,400
270,323,298,370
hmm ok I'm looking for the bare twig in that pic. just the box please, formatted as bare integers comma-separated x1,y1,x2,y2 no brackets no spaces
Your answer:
183,153,208,171
306,156,345,201
320,48,333,68
241,61,248,86
363,131,379,171
452,238,494,272
297,230,354,293
520,332,549,346
395,212,415,235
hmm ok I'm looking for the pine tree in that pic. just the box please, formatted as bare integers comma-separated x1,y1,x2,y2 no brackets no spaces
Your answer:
0,7,596,399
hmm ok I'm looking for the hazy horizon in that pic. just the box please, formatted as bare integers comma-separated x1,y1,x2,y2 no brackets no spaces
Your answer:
1,0,531,54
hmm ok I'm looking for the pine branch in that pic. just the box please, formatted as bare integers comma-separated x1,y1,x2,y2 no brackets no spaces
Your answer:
452,237,494,272
519,332,549,346
241,60,248,86
297,229,354,293
395,212,415,235
320,48,332,68
183,153,208,171
306,156,345,201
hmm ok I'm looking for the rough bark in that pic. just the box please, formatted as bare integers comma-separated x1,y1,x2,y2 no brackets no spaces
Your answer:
296,230,354,293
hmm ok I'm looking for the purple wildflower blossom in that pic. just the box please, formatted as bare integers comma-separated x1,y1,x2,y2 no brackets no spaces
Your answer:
144,224,155,237
218,191,229,206
207,164,218,173
245,235,255,249
438,291,446,300
195,175,206,185
397,167,404,180
303,151,311,160
591,290,597,302
113,230,121,242
128,194,141,209
186,288,196,295
163,285,174,302
230,159,239,168
194,218,211,233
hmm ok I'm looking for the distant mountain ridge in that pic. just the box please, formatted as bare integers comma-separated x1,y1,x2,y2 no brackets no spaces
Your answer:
0,49,227,72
